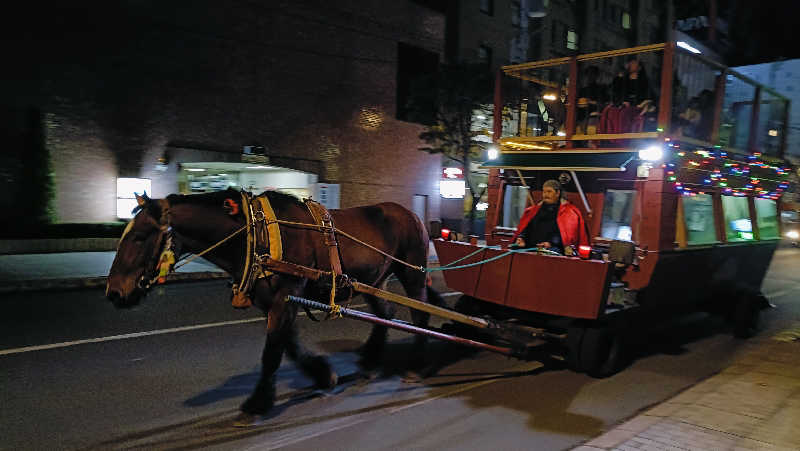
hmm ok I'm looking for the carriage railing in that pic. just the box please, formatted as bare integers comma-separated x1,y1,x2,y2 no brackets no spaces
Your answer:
493,42,791,159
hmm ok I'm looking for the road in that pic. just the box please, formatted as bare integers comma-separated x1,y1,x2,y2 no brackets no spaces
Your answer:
1,248,798,450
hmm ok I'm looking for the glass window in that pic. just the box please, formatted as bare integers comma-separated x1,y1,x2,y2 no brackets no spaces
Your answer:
600,189,635,240
682,194,717,244
567,30,578,50
622,12,631,29
480,0,493,15
511,1,520,26
722,196,753,241
502,185,530,228
754,198,779,239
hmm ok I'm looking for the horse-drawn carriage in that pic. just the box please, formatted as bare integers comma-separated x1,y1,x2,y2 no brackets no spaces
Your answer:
434,41,795,376
105,42,795,422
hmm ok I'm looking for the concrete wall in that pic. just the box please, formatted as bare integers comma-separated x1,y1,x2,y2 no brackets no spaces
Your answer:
1,0,444,223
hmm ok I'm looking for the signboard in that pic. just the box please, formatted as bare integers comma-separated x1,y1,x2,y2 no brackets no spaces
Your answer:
312,183,340,209
440,180,466,199
442,167,464,179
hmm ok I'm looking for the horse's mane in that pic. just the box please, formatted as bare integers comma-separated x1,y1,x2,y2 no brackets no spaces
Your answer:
165,188,304,210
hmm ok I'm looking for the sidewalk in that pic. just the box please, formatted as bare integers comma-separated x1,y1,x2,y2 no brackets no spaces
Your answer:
573,326,800,451
0,251,228,293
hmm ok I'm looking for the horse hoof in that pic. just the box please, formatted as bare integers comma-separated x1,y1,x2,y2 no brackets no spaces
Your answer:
233,412,265,428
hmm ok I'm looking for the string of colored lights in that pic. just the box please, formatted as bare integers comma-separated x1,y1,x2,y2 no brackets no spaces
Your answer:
660,142,792,200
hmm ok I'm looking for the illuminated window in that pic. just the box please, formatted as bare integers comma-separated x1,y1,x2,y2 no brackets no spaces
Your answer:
117,178,151,219
600,189,635,240
722,196,753,241
566,30,578,50
754,198,780,239
682,194,717,244
622,12,631,29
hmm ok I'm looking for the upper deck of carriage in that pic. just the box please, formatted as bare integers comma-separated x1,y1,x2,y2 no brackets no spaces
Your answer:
481,42,795,254
488,42,791,160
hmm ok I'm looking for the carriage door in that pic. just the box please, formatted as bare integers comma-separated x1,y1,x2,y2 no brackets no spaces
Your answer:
412,195,429,233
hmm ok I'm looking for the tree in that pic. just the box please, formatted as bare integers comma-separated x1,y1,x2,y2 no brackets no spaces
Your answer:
409,62,495,235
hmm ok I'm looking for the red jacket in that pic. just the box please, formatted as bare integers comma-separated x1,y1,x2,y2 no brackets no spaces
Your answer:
511,200,589,248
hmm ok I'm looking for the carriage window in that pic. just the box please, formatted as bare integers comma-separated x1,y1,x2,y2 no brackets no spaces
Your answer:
502,185,529,228
755,198,780,239
682,194,717,244
722,195,753,241
600,189,635,240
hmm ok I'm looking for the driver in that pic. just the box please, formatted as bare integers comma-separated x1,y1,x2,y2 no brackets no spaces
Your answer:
511,179,589,254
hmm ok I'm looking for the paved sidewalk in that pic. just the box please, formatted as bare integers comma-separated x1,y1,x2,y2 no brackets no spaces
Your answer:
574,325,800,451
0,251,228,293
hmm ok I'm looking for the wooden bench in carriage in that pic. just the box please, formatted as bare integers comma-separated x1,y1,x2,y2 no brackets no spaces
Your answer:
432,42,796,376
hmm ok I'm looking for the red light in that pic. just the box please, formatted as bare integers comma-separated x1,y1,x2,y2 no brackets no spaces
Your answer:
578,245,591,259
441,228,451,240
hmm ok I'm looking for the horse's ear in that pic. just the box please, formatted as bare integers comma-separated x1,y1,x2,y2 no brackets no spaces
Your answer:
136,191,150,207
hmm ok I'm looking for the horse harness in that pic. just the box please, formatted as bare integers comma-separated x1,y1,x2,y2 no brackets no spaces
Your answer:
231,191,345,311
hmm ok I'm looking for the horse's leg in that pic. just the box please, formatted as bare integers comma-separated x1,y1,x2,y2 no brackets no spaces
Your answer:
284,317,338,390
393,264,433,371
239,279,302,420
359,291,395,368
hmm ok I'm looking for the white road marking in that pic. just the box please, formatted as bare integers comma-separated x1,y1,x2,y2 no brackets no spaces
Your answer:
0,318,267,356
0,302,374,357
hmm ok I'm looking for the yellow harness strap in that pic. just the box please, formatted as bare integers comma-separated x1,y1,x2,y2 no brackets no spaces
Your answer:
255,195,283,274
231,192,285,309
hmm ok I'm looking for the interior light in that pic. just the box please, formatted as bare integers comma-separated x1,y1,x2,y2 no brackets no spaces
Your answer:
487,146,499,160
638,145,664,161
543,94,558,101
556,131,566,137
677,41,701,54
186,168,206,172
786,230,799,240
768,129,779,137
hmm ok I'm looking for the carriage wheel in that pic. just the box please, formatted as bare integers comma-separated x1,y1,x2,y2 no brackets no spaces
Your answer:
566,325,586,372
579,326,627,378
732,294,761,339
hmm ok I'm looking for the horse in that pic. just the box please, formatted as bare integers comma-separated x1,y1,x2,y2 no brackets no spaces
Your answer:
105,188,442,423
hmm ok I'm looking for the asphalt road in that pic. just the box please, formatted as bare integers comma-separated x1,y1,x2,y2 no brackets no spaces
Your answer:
1,248,798,450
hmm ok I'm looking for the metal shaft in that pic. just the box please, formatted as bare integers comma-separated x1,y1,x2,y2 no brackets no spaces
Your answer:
350,281,490,329
286,295,515,357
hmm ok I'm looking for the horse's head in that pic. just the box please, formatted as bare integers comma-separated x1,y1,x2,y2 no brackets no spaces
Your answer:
106,193,173,308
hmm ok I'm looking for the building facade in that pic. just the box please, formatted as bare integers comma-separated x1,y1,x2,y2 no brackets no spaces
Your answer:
1,0,445,227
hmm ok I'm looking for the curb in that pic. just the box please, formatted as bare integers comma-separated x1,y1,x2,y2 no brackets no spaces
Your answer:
0,271,230,294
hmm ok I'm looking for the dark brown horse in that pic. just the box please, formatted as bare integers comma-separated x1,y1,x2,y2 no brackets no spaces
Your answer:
106,188,441,423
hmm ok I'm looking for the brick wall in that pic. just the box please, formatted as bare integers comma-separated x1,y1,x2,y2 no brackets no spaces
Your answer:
1,0,444,223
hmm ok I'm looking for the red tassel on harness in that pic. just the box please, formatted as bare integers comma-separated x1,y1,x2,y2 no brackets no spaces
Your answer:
223,198,240,215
